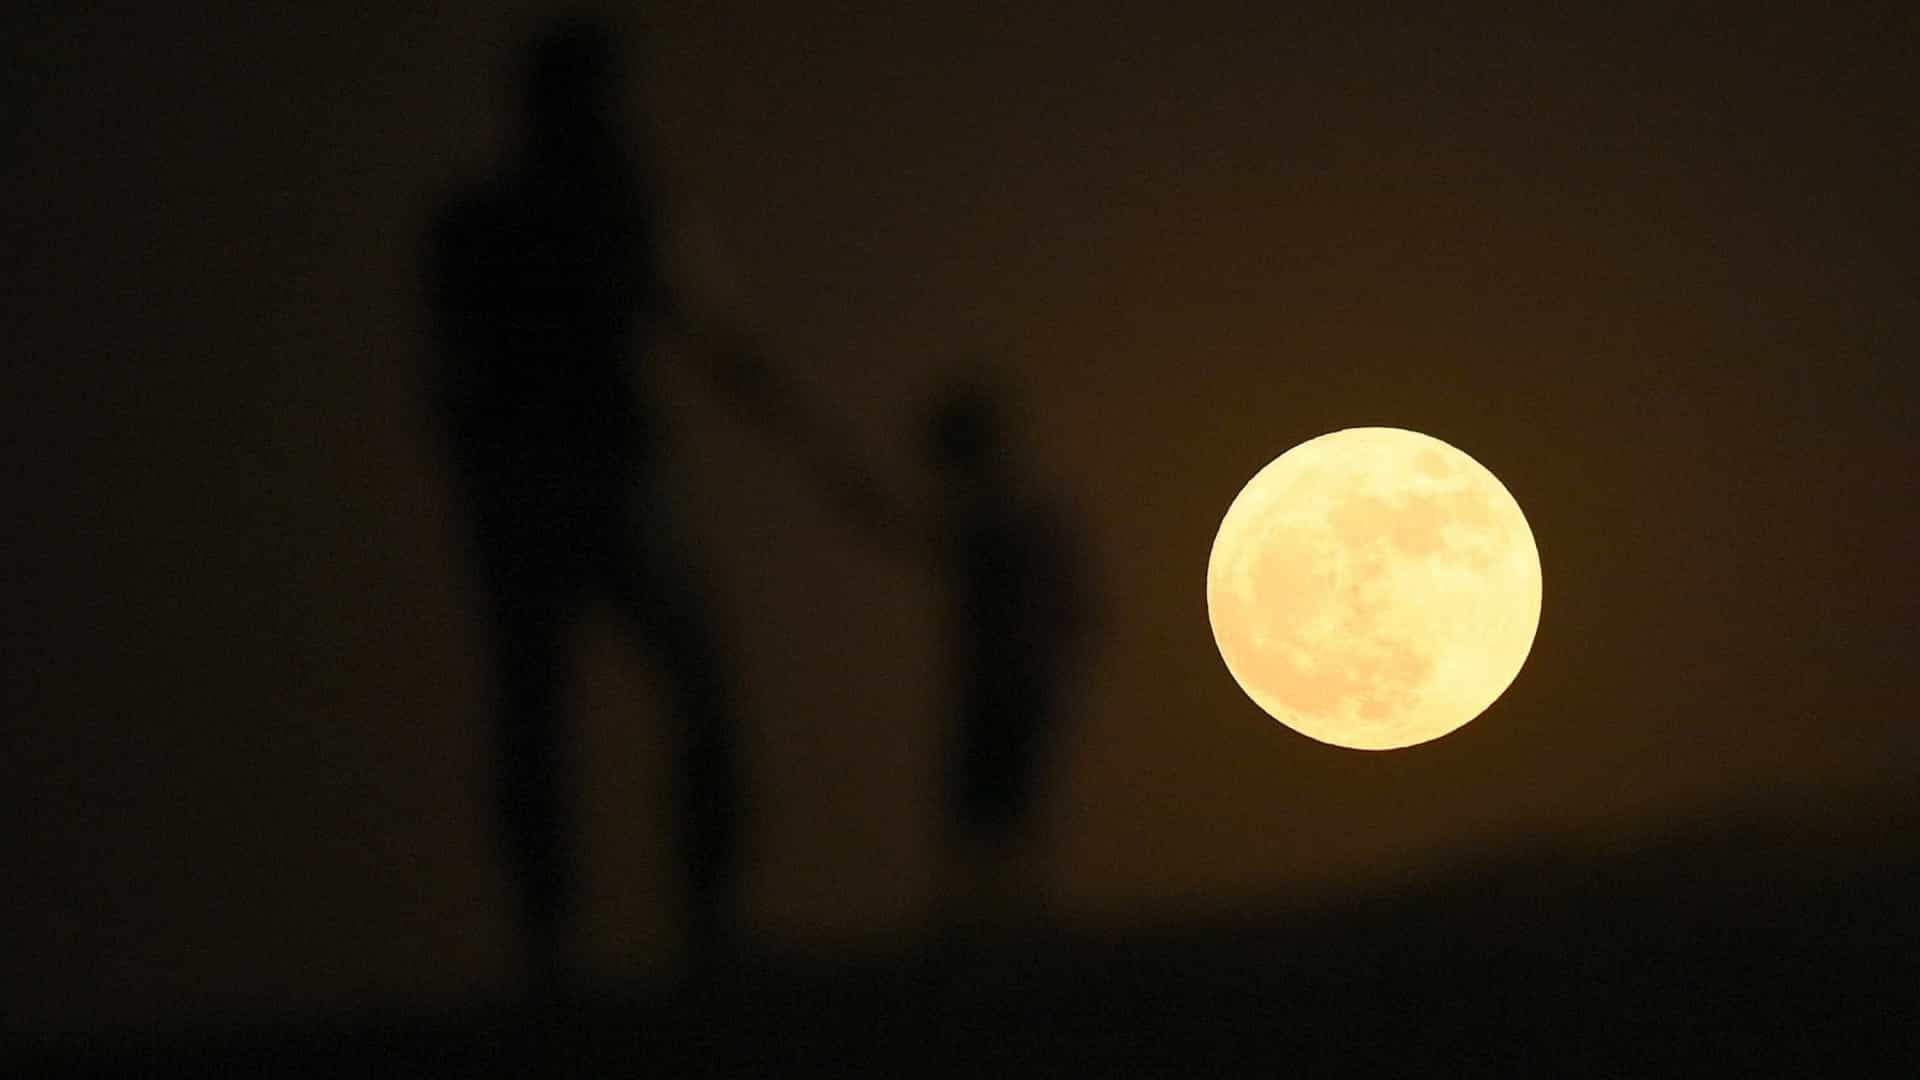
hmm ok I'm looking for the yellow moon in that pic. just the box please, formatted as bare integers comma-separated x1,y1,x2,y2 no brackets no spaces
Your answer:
1206,427,1541,750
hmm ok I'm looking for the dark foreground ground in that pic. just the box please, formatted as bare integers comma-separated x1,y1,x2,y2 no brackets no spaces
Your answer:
14,813,1919,1077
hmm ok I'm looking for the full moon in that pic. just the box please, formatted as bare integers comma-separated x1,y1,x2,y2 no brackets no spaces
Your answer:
1206,427,1541,750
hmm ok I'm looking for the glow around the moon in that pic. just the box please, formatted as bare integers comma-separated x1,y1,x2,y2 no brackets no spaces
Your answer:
1206,427,1541,750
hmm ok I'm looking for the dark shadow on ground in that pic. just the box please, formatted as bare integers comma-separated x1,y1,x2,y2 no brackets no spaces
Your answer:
18,798,1919,1077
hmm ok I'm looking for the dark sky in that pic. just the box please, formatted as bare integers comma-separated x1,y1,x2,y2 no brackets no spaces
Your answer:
6,2,1916,1031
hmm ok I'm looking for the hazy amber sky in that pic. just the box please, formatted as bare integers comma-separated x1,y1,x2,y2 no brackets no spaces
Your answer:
5,2,1915,1030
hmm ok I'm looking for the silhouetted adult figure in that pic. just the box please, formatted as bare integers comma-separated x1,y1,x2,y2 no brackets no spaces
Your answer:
425,17,754,989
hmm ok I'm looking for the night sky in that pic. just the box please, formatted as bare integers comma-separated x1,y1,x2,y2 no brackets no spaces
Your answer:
6,3,1916,1034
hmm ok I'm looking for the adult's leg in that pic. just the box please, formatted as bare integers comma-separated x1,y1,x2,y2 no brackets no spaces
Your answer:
607,534,743,965
490,593,576,989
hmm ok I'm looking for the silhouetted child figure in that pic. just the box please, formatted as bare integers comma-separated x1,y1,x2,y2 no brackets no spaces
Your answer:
426,17,751,990
926,385,1091,924
831,380,1093,927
